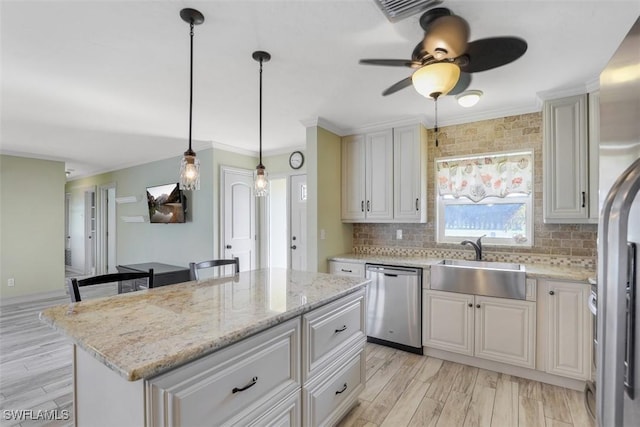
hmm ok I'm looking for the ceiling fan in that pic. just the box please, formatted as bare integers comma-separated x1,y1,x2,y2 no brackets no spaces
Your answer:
360,7,528,100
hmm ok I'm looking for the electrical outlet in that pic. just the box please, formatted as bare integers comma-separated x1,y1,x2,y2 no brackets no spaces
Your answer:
396,229,402,240
320,229,326,240
7,278,15,287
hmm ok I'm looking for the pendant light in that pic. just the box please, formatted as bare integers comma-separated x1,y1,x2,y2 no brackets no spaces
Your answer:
179,8,204,191
253,50,271,197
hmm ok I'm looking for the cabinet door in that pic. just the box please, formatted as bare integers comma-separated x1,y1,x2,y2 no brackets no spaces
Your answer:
543,94,589,222
423,290,474,356
365,129,393,221
341,134,366,221
475,296,536,368
393,125,427,223
546,280,591,380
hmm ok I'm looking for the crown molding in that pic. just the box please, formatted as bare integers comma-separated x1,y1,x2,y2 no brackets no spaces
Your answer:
340,115,429,136
536,75,600,102
425,103,541,129
299,117,346,136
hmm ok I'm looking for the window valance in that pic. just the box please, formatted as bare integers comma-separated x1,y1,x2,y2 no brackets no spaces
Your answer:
436,151,533,202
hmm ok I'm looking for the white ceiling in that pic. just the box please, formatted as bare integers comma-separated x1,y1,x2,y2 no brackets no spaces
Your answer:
2,1,639,179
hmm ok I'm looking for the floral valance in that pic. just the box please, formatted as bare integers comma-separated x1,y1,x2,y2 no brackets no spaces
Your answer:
436,151,533,202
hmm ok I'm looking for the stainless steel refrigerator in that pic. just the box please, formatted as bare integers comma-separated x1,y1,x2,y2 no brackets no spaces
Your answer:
596,16,640,427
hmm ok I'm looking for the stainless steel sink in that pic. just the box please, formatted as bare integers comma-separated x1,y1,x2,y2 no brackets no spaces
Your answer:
430,259,526,300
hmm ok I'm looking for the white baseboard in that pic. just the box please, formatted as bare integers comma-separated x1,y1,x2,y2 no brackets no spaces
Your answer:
424,347,586,391
0,287,68,306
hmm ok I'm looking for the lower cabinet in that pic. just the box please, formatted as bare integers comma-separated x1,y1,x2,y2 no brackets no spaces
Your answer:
423,290,536,369
147,317,301,427
542,279,592,380
328,261,365,278
145,289,366,427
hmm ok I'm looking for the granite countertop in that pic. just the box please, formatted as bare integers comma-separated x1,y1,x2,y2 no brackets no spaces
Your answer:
329,254,595,282
39,268,369,382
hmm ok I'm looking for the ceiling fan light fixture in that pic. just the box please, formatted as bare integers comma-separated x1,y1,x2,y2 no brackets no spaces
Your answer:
423,15,469,59
412,62,460,99
456,90,483,107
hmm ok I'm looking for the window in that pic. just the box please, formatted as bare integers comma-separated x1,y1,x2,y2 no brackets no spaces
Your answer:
436,150,533,246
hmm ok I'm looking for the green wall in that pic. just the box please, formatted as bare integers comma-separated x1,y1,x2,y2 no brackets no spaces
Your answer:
306,127,352,272
1,155,66,298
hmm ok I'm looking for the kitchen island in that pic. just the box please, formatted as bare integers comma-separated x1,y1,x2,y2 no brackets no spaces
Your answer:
40,268,369,426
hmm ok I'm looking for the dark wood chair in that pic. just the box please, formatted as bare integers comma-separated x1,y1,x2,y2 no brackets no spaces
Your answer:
189,258,240,280
67,269,154,302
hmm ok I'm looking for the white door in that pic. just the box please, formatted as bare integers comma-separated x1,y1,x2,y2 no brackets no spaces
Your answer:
221,167,255,272
290,174,307,271
474,296,536,368
84,188,96,275
423,290,474,356
545,280,591,379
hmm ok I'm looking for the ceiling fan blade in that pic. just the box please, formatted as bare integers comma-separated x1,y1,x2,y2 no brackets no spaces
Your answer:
460,37,528,73
382,76,413,96
359,59,416,67
447,72,472,96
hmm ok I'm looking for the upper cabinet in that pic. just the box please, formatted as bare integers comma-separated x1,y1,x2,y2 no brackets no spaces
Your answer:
341,130,393,221
393,125,428,222
341,124,427,223
543,92,599,223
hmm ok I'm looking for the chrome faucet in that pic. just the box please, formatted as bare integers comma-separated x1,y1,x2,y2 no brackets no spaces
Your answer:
461,235,485,261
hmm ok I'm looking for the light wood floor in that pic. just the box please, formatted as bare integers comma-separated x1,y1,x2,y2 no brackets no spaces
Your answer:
1,288,594,427
338,343,595,427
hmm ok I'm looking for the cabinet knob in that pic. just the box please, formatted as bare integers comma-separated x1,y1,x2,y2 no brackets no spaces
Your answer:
226,244,232,249
468,303,473,307
549,290,555,295
476,304,481,308
291,245,297,250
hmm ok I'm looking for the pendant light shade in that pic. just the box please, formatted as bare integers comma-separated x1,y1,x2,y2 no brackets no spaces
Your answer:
179,8,204,191
253,50,271,197
411,62,460,99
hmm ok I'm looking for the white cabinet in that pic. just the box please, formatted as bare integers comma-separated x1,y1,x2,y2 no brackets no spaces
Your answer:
341,124,427,223
543,279,592,380
341,130,393,222
393,125,428,222
423,290,536,369
147,317,301,427
423,290,474,356
302,288,366,426
474,296,536,368
543,93,599,223
328,261,365,278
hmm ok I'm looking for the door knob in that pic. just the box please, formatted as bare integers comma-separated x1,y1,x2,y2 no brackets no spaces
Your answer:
226,245,232,249
291,245,297,250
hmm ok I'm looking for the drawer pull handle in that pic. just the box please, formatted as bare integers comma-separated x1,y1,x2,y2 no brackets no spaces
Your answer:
232,376,258,394
335,325,347,333
335,383,348,395
341,269,353,273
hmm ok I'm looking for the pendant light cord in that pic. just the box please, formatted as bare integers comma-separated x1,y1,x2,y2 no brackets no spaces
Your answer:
435,98,439,147
258,58,263,166
187,21,194,154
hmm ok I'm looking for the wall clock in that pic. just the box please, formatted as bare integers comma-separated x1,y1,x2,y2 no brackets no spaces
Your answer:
289,151,304,169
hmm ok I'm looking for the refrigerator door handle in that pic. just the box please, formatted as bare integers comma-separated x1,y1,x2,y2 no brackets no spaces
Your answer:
625,243,637,399
588,292,597,316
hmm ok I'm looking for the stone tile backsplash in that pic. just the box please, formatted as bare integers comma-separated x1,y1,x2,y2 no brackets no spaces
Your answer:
351,112,598,270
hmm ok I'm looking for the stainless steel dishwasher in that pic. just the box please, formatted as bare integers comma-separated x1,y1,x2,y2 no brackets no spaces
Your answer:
365,264,422,354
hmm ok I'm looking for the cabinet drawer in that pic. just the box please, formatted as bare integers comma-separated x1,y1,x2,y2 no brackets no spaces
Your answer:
147,318,300,427
329,261,364,278
302,289,366,381
303,350,365,427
